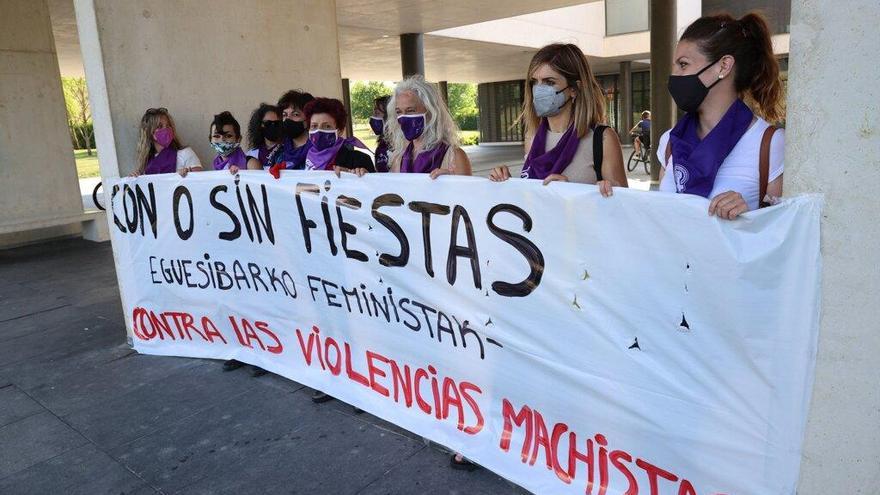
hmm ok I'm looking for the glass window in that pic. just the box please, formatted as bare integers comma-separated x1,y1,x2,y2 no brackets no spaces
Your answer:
606,0,650,36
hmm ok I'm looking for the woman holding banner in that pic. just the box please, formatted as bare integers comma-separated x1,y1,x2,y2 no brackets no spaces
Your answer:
658,12,785,218
302,97,375,175
386,76,473,178
132,108,202,177
489,43,627,195
267,89,315,174
245,103,282,170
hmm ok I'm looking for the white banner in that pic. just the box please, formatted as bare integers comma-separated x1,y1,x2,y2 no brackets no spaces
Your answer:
108,171,822,495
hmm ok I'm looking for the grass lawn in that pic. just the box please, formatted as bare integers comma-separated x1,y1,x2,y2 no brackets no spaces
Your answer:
75,149,100,178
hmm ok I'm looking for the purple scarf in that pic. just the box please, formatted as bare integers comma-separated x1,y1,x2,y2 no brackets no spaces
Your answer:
257,144,279,169
400,142,449,174
522,118,580,180
668,99,754,197
212,147,248,170
305,137,370,171
374,137,390,173
273,138,311,170
144,146,178,175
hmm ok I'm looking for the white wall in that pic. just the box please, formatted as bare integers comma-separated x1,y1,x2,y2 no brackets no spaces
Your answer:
786,0,880,492
78,0,343,177
0,0,82,241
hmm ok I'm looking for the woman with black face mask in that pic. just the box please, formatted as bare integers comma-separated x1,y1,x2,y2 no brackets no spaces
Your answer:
658,12,786,219
245,103,282,170
267,89,315,176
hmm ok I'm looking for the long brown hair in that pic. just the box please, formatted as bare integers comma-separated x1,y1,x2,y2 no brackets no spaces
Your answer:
135,108,183,174
520,43,606,139
681,12,785,123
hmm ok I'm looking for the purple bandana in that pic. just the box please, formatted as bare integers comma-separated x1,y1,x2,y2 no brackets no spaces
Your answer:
212,147,248,171
305,137,370,171
374,137,390,173
400,142,449,174
273,138,311,170
257,144,278,169
144,146,178,175
668,99,754,197
521,119,580,180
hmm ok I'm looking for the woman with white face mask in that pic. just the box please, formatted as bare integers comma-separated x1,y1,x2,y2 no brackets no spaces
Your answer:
386,76,472,178
489,43,627,196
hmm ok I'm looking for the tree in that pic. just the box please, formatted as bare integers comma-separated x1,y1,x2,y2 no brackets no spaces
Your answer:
62,77,94,155
350,81,393,121
447,83,479,130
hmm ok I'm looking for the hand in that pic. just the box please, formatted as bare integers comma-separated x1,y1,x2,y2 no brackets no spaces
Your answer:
128,170,141,178
229,165,240,175
178,167,190,177
597,180,613,197
333,166,368,177
708,191,748,219
429,167,452,180
489,166,511,182
542,174,568,186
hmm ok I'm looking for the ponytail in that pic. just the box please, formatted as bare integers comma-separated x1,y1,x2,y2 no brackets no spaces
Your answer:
681,12,785,123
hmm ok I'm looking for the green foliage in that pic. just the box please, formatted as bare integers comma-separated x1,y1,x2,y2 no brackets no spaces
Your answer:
350,81,393,120
459,131,480,146
62,77,95,154
448,83,479,130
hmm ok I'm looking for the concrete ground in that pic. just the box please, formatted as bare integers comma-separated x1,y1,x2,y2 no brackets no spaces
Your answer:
0,239,531,494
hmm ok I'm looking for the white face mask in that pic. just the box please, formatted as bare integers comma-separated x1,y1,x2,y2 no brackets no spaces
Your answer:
532,84,570,117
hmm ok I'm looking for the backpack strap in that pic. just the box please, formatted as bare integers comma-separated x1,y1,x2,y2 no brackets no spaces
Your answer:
758,126,779,208
592,125,608,181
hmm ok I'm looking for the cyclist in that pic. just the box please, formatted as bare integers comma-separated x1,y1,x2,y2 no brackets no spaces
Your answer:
630,110,651,157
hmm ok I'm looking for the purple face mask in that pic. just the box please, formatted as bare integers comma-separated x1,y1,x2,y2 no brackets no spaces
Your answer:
309,129,338,151
397,113,426,141
369,116,384,135
153,127,174,147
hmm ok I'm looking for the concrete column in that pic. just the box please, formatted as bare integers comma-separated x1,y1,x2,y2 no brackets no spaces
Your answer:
619,61,633,144
75,0,343,177
341,78,353,138
786,0,880,492
400,33,425,78
649,0,677,187
0,0,83,246
438,80,449,107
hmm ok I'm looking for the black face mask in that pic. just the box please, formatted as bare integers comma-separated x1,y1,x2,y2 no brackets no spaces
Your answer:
667,59,722,113
262,120,282,142
282,119,305,139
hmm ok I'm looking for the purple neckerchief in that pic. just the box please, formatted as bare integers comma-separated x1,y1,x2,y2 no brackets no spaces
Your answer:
400,142,449,174
145,146,178,175
274,137,311,170
521,118,580,180
668,99,754,197
257,143,278,169
212,147,247,170
305,137,369,171
374,137,390,172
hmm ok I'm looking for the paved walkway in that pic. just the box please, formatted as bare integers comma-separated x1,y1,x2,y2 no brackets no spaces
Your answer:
0,240,529,494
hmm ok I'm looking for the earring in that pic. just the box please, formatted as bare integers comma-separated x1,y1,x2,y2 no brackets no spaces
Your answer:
719,73,725,79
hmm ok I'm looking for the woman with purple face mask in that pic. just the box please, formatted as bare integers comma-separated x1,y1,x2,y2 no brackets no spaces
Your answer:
386,76,472,178
370,95,392,172
303,97,375,177
132,108,202,177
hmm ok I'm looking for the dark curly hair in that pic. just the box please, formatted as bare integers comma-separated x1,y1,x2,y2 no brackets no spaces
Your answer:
246,103,280,150
303,98,348,130
277,89,315,113
374,95,391,118
209,111,240,140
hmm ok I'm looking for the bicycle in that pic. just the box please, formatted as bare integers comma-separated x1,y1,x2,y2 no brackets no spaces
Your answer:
627,140,652,175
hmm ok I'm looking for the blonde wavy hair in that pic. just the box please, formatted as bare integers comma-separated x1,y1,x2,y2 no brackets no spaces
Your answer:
520,43,606,139
135,108,183,174
386,76,460,168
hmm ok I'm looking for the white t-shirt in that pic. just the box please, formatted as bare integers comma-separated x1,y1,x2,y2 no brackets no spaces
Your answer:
245,147,260,159
657,118,784,211
175,147,201,171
